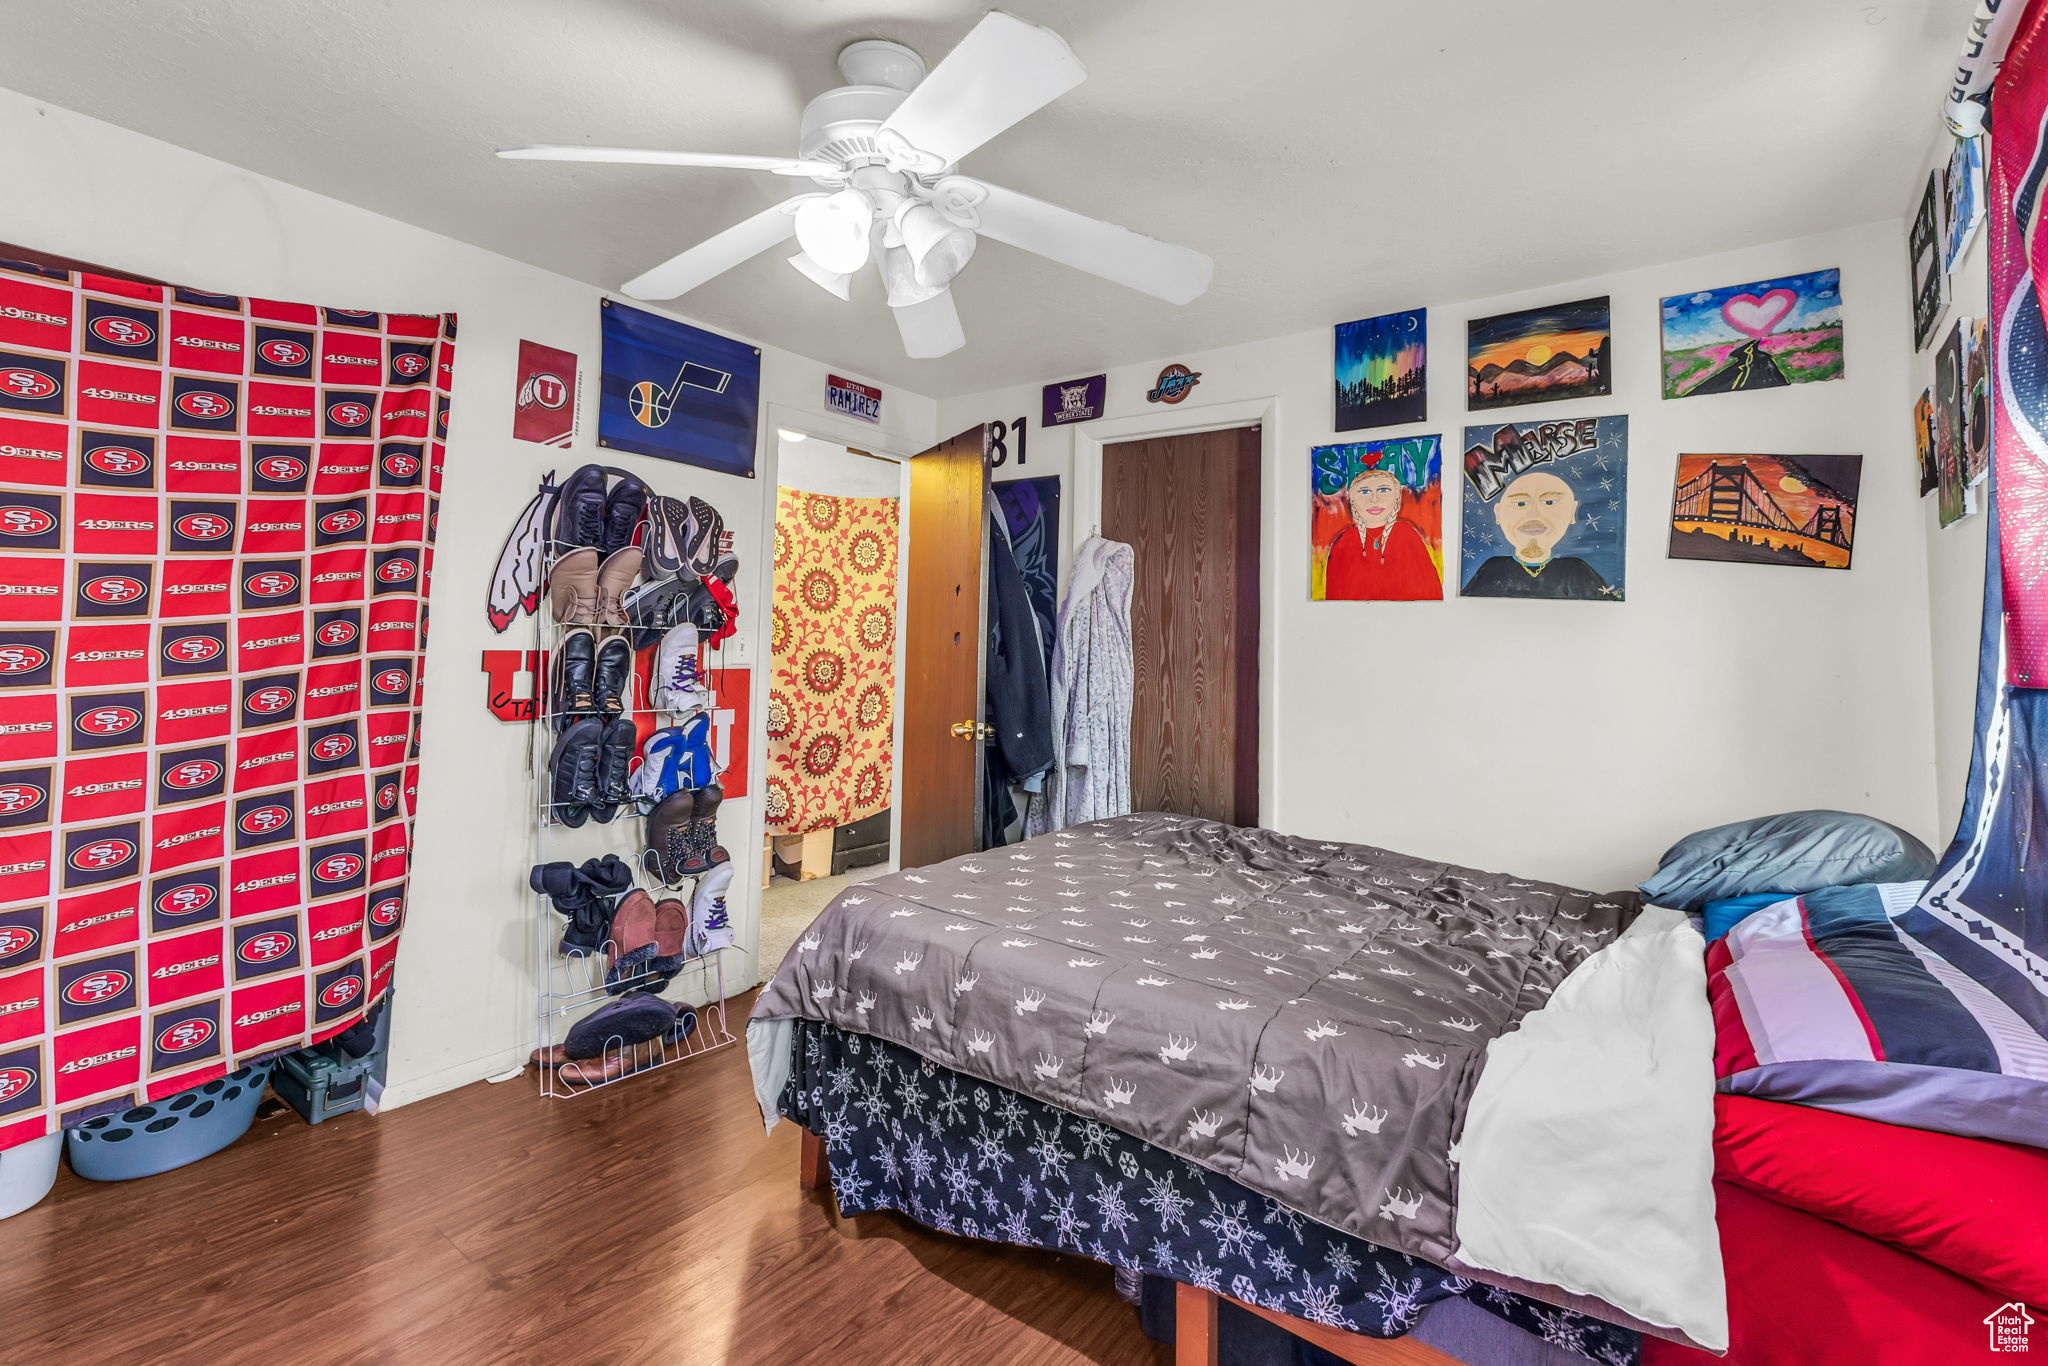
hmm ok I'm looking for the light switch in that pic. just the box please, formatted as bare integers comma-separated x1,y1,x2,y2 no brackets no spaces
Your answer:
722,631,753,664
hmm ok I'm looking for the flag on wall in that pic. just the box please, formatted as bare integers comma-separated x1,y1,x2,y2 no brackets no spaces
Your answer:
1901,7,2048,1043
0,248,449,1151
596,300,759,477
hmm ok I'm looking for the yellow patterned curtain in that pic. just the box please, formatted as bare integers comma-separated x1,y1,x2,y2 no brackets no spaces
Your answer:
765,488,900,835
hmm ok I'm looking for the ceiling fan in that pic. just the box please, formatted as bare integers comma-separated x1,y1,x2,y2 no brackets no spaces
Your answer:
498,10,1213,359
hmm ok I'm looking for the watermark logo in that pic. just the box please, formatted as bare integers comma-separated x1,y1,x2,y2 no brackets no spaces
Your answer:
1988,1303,2035,1353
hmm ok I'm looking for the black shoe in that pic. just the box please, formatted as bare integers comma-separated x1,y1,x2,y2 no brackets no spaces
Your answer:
641,788,697,886
550,717,604,828
592,634,633,718
553,628,597,731
590,716,638,823
679,783,724,875
551,464,610,550
599,474,647,558
682,496,725,576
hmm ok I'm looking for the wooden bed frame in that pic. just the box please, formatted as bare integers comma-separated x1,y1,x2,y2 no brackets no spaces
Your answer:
799,1127,1457,1366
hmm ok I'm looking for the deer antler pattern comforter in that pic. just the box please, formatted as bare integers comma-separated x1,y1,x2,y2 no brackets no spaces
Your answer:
750,812,1636,1267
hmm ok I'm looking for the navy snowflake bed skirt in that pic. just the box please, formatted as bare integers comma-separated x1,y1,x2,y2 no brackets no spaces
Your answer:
778,1019,1636,1363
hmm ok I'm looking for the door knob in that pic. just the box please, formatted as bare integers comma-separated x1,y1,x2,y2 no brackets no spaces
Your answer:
950,721,993,739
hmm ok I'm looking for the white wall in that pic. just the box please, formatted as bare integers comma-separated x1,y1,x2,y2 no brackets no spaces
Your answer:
1901,133,1993,848
0,87,938,1107
955,218,1941,891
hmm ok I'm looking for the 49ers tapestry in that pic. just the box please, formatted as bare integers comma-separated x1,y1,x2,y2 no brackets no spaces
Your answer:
0,248,451,1152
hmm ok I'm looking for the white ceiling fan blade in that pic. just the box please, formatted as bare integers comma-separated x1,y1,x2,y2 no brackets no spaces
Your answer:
498,145,836,177
876,12,1085,167
970,182,1212,305
620,198,805,300
891,290,966,358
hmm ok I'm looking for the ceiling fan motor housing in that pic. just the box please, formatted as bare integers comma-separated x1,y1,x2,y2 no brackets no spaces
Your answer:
797,39,927,178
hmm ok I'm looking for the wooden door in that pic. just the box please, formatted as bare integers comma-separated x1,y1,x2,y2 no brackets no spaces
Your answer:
1102,427,1261,826
899,425,990,867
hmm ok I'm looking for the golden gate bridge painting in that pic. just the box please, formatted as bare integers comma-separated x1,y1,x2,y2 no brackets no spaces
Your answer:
1667,453,1861,570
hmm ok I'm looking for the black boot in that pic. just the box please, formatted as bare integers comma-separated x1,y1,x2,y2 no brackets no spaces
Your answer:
590,716,638,824
550,717,604,828
641,788,696,886
552,464,610,550
599,474,648,557
679,783,725,875
592,634,633,718
553,628,597,732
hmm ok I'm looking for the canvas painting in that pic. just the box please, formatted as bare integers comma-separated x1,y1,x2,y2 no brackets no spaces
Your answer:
1964,314,1991,485
1659,268,1843,399
1668,454,1861,570
1310,437,1443,600
1911,170,1946,351
1335,309,1426,430
1915,387,1938,497
1459,416,1627,601
1945,133,1986,275
1466,297,1610,410
1935,319,1971,526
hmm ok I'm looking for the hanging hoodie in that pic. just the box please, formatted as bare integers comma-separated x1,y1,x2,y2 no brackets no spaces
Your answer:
982,512,1054,846
1026,536,1135,836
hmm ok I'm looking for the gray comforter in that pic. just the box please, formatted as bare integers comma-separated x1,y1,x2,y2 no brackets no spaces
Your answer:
751,813,1638,1266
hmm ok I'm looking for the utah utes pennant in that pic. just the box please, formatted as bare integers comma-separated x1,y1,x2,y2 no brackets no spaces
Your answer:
0,247,450,1150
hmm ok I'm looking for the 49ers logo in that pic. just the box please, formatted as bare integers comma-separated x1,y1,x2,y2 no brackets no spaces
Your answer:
381,452,420,478
156,1018,214,1053
258,338,308,367
327,401,371,427
2,369,58,399
176,391,233,420
256,454,307,482
64,969,130,1004
0,1067,33,1103
174,512,231,540
0,506,55,536
372,669,409,694
69,838,135,870
376,559,417,583
392,353,429,379
77,706,141,736
162,758,223,789
90,316,155,347
313,853,363,883
245,686,296,715
155,882,216,915
243,570,298,598
376,782,399,811
316,620,358,647
0,645,49,673
164,635,224,663
318,509,364,534
85,445,148,475
310,733,354,760
320,975,364,1008
239,932,294,964
0,925,35,956
0,783,44,814
369,897,402,927
83,575,146,605
239,805,291,835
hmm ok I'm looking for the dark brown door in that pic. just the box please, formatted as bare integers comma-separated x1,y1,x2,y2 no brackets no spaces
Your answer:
899,425,989,867
1102,427,1261,826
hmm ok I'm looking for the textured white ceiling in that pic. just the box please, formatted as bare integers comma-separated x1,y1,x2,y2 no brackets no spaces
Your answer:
0,0,1972,397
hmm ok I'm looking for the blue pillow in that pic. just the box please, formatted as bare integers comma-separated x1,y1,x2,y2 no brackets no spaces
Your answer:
1701,892,1794,942
1639,810,1936,913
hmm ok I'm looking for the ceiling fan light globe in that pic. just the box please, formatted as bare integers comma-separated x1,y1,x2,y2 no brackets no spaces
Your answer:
793,189,874,275
895,202,977,288
879,243,947,308
787,251,853,301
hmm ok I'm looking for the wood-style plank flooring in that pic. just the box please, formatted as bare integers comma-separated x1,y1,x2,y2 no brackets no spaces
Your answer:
0,1004,1172,1366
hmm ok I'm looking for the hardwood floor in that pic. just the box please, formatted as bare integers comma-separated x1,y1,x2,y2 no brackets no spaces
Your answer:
0,1004,1171,1366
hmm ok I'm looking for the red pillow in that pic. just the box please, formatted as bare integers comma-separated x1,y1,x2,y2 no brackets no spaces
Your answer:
1714,1094,2048,1306
1645,1181,2033,1366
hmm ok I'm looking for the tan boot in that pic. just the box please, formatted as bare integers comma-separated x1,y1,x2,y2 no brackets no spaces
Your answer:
549,547,601,625
594,546,644,628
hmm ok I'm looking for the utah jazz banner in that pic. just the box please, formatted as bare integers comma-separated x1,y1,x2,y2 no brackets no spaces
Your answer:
1901,8,2048,1051
0,248,449,1150
596,299,759,478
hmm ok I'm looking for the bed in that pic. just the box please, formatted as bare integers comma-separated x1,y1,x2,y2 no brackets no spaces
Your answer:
750,813,1728,1357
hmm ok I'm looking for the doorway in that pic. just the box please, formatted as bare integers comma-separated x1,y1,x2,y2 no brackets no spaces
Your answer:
758,433,909,976
1101,426,1262,826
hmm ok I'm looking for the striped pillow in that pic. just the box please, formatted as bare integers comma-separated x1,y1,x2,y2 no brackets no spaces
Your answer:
1707,883,2048,1149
